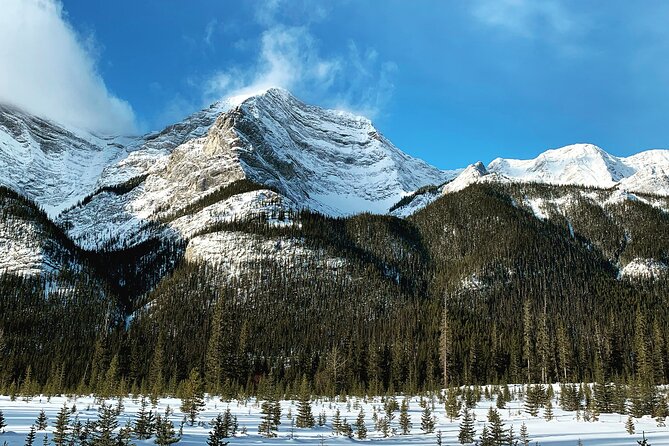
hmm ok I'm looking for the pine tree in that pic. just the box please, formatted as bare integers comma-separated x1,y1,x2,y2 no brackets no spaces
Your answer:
25,426,36,446
355,409,367,440
295,378,315,428
519,422,530,446
180,368,205,425
149,336,165,398
258,400,278,438
93,403,118,446
626,415,635,435
544,400,554,421
205,298,224,394
480,425,493,446
36,411,48,431
524,385,542,417
458,407,475,444
53,404,70,446
487,407,507,446
332,408,342,436
399,398,412,434
101,354,120,398
340,418,353,438
154,415,180,446
445,388,461,421
207,414,229,446
0,411,5,433
134,397,154,440
421,405,435,434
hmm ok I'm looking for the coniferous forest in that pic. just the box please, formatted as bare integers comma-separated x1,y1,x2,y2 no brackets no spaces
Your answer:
2,182,669,417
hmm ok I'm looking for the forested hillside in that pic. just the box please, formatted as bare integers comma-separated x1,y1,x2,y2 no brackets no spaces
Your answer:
1,181,669,416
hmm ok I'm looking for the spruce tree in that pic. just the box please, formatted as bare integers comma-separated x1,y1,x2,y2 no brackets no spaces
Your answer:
420,405,435,434
258,400,278,438
134,397,154,440
445,388,461,421
207,414,229,446
25,426,36,446
331,408,342,436
626,415,635,435
154,415,180,446
295,378,315,428
487,407,507,446
355,409,367,440
524,385,542,417
53,404,70,446
93,404,118,446
399,398,412,434
544,400,554,421
519,422,529,446
458,407,475,444
36,411,48,431
205,298,224,394
0,411,5,433
180,369,205,425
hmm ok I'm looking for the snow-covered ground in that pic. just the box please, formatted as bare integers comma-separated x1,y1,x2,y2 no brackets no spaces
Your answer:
0,388,667,446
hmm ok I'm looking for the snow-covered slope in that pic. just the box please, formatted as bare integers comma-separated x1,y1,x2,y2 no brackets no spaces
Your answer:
0,104,126,217
487,143,669,195
0,189,79,275
59,88,450,249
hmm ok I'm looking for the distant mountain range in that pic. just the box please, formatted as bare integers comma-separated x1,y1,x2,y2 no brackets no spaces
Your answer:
1,87,669,279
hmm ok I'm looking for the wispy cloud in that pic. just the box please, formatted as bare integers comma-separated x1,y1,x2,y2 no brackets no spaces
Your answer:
202,0,395,119
204,19,218,47
0,0,136,134
471,0,584,47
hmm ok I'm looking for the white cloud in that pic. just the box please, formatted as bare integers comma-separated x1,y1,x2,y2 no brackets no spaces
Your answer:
0,0,136,134
203,24,395,120
204,19,218,46
472,0,578,39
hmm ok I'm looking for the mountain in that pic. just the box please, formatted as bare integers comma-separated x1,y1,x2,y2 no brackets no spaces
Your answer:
57,88,452,250
391,143,669,217
488,143,669,195
3,88,669,402
0,103,127,217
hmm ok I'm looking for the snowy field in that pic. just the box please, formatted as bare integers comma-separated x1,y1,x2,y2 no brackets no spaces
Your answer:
1,387,668,445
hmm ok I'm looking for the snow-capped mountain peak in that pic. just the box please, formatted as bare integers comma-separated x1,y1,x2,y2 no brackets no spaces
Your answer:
487,143,635,188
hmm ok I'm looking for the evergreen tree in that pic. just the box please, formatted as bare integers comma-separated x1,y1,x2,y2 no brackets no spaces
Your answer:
524,385,543,417
134,397,154,440
544,400,554,421
154,415,180,446
355,409,367,440
93,404,118,446
207,414,229,446
445,388,461,421
295,378,315,428
519,422,530,446
458,407,475,444
421,405,435,434
36,411,48,431
487,407,508,446
53,404,70,446
0,411,5,433
205,298,224,394
480,425,493,446
399,399,412,434
25,426,36,446
180,369,205,425
258,400,278,438
331,409,342,436
626,415,635,435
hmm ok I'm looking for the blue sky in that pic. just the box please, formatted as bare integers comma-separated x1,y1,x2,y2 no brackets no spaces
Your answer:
2,0,669,169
